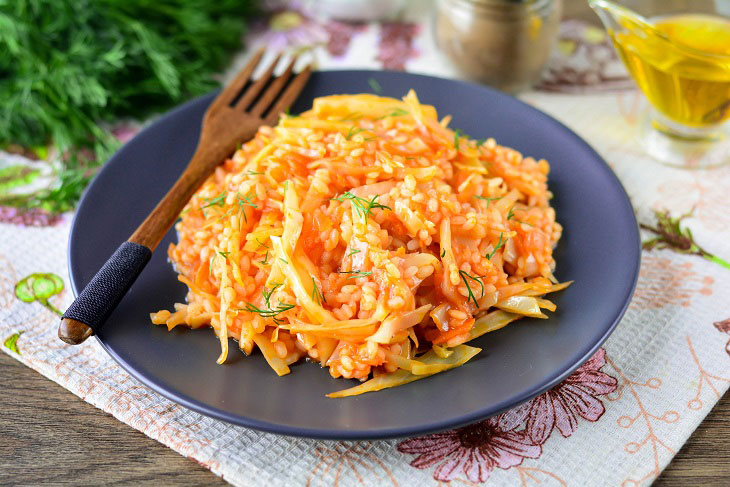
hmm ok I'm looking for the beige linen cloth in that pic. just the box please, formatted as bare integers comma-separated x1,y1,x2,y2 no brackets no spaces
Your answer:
2,9,730,487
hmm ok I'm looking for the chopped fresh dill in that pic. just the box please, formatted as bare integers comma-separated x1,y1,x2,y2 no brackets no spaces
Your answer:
218,251,230,259
453,129,467,151
338,270,372,279
201,192,226,210
375,108,409,120
486,233,505,260
209,254,217,274
459,270,485,307
279,258,289,265
331,191,391,224
363,136,379,142
260,250,270,265
247,170,263,176
240,300,294,320
441,249,446,258
346,249,361,257
345,126,365,140
507,206,516,220
236,192,257,223
474,195,502,208
254,237,269,249
262,283,282,308
516,220,534,227
368,77,383,94
311,277,327,305
475,138,487,147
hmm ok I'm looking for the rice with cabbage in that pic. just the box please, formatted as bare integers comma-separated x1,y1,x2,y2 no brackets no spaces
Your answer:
150,91,569,397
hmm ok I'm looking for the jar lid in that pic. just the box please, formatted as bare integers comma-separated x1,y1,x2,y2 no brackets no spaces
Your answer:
444,0,554,17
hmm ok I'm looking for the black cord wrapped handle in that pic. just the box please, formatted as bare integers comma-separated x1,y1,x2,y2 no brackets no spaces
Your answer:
62,241,152,333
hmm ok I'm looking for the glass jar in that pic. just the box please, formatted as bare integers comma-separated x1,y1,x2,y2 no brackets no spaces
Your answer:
435,0,562,93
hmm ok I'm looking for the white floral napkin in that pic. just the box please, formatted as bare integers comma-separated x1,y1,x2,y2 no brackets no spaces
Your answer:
2,3,730,486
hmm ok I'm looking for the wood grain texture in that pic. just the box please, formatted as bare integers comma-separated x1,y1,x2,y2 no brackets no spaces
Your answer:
0,351,728,486
0,353,224,486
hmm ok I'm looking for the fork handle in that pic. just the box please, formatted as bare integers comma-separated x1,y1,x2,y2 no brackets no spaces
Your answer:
58,143,229,345
59,242,152,344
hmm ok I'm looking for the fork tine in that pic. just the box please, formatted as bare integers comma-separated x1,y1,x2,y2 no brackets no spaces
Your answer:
234,53,282,111
264,65,312,125
206,48,265,117
249,56,298,117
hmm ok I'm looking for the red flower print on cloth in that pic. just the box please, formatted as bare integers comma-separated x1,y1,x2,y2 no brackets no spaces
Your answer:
397,416,541,483
377,22,419,70
714,318,730,356
524,348,617,444
398,348,617,482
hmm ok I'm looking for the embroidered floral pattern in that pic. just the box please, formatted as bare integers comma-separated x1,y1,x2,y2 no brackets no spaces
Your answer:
524,348,617,444
0,206,62,227
377,22,419,70
399,349,617,482
323,21,367,57
714,318,730,356
398,417,541,483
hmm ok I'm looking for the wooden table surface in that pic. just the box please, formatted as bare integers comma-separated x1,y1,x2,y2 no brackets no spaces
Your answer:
0,352,728,486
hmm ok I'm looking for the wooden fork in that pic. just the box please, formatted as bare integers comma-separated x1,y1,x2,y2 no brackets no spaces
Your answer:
58,49,312,345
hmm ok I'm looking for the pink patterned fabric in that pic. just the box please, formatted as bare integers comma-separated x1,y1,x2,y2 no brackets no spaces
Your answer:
398,349,617,482
2,4,730,487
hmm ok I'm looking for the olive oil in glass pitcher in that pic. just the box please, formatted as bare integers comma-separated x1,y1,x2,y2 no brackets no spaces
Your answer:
590,0,730,168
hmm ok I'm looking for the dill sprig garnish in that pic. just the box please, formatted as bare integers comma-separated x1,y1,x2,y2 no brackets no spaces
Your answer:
368,77,383,94
208,250,230,274
201,192,227,210
331,191,391,224
240,301,295,321
486,233,505,260
262,283,282,307
236,191,257,223
254,237,268,249
507,206,516,220
346,249,361,257
641,208,730,270
345,126,365,140
260,250,270,265
338,270,372,279
459,270,485,307
247,170,264,176
279,258,289,265
453,129,466,151
474,195,502,208
311,277,327,305
375,108,409,120
241,284,294,324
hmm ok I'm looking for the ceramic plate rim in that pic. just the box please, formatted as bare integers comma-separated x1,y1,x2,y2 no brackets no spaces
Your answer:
68,69,640,439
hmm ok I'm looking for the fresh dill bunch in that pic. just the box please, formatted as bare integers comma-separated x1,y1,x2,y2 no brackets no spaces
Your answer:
0,0,259,213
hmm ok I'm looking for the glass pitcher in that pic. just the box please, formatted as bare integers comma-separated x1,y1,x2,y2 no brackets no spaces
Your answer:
589,0,730,168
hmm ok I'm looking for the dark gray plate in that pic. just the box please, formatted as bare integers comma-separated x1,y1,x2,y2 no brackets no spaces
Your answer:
68,70,640,439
